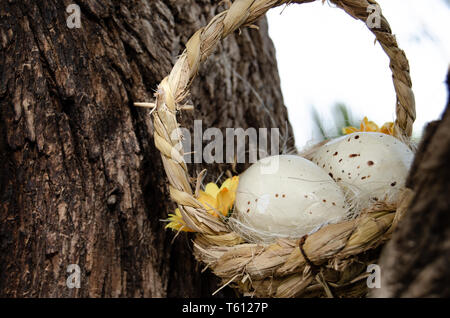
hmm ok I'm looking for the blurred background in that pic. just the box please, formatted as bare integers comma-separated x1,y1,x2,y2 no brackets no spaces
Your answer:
267,0,449,149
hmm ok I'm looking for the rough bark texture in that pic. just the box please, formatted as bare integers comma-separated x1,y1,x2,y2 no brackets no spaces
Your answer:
0,0,293,297
371,72,450,297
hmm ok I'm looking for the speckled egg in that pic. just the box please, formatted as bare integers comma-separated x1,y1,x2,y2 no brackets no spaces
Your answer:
310,132,414,205
233,155,348,242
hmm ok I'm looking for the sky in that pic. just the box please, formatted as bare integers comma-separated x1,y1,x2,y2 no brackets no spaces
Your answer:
266,0,450,149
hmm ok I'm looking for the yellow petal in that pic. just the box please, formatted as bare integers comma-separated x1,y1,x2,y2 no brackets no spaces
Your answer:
166,221,194,232
229,176,240,193
219,178,232,191
361,117,379,132
217,188,234,217
198,190,219,216
366,122,380,132
219,176,237,191
344,118,393,136
360,117,369,130
381,122,394,135
204,182,220,198
342,126,358,135
165,208,194,232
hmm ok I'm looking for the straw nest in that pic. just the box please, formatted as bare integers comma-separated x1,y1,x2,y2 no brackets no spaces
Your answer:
136,0,416,297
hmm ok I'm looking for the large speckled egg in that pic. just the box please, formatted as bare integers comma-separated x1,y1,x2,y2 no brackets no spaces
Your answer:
232,155,347,242
310,132,414,205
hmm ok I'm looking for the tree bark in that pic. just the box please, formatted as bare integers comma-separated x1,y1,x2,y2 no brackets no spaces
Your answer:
371,72,450,297
0,0,293,297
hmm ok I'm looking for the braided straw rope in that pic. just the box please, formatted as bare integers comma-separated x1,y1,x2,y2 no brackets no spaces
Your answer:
142,0,416,297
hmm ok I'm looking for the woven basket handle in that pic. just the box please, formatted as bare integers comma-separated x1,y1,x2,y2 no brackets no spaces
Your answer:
148,0,416,234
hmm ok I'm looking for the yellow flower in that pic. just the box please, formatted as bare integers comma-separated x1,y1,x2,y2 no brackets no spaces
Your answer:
165,176,239,232
197,176,239,217
380,122,394,135
343,117,394,136
165,208,195,232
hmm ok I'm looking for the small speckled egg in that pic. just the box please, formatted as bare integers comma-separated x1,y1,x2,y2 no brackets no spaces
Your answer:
233,155,347,242
310,132,414,205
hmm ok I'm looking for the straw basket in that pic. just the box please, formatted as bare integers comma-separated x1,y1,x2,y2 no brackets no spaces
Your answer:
140,0,416,297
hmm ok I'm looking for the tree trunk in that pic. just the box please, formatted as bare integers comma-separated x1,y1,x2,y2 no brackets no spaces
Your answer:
371,72,450,297
0,0,293,297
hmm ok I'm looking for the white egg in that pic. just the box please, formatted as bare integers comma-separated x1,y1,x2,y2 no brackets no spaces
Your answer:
233,155,347,242
310,132,414,206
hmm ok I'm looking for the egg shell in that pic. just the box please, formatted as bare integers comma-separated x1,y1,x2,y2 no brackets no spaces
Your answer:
310,132,414,205
233,155,347,241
